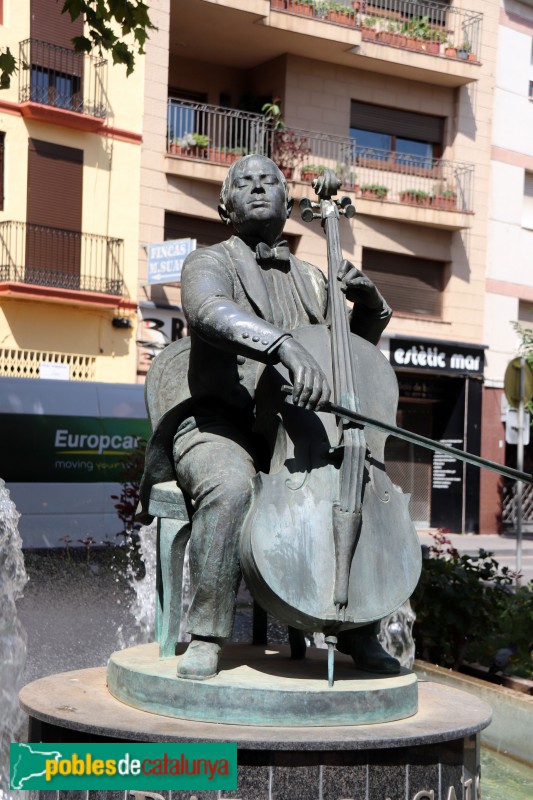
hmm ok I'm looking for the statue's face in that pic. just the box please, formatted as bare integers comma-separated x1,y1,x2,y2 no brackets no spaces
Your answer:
226,156,287,242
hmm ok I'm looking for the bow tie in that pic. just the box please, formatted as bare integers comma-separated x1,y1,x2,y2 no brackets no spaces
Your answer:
255,241,291,264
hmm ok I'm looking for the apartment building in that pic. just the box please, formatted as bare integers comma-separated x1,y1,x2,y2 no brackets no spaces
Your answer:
480,0,533,534
139,0,498,532
0,0,144,384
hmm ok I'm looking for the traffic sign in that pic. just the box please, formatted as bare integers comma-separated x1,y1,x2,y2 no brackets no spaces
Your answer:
504,357,533,409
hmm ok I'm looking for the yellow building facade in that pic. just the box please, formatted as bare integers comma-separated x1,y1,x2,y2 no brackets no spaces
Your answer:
0,0,144,383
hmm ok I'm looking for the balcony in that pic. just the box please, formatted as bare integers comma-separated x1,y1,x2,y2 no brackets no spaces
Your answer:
173,0,481,89
0,222,125,303
166,100,474,229
272,0,482,63
18,39,107,130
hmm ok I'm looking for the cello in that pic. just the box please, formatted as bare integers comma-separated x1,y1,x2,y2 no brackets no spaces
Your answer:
241,169,531,684
240,170,423,681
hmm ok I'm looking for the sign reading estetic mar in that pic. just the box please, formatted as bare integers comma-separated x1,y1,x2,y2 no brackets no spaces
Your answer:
0,414,151,483
147,238,196,284
10,743,237,791
390,338,484,376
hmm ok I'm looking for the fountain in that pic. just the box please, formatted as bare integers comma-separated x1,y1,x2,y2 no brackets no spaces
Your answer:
0,480,28,800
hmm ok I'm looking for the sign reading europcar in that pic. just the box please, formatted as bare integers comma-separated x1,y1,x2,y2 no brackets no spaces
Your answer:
147,238,196,284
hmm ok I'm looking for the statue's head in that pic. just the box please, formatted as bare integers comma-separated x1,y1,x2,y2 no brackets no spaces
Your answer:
218,155,293,244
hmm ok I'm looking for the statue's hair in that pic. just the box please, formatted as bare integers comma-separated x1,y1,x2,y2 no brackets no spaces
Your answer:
219,154,289,213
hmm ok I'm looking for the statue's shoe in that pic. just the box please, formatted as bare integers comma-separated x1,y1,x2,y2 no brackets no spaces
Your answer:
337,633,401,675
177,639,222,680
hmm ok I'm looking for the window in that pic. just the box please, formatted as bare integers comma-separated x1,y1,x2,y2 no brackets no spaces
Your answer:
362,249,444,318
523,172,533,230
0,133,4,210
350,101,444,170
30,66,82,112
529,81,533,100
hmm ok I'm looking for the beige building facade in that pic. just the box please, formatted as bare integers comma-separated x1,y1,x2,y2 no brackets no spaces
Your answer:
0,0,144,384
480,0,533,534
139,0,500,532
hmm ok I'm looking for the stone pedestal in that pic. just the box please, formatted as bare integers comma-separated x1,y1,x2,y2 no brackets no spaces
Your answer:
20,647,491,800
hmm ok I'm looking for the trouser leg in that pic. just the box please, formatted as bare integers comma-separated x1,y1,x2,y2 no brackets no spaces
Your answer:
173,418,258,640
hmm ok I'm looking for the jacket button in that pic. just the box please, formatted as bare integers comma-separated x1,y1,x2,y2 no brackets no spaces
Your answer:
262,340,268,345
252,335,260,342
236,355,246,365
242,333,249,339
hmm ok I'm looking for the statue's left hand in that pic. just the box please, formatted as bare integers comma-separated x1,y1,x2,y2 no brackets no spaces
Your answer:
337,259,385,310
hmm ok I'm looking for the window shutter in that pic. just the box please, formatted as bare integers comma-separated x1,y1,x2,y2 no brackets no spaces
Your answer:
362,249,444,317
351,102,444,144
30,0,83,48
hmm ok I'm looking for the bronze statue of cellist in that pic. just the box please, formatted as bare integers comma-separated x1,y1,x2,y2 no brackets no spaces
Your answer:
138,154,401,680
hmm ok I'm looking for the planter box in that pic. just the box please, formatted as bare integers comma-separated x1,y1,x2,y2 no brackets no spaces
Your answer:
432,195,457,211
271,0,286,9
287,1,313,15
361,27,377,42
399,193,430,207
420,40,440,55
300,169,323,182
208,148,241,165
361,188,388,200
445,46,458,58
328,10,355,27
377,31,407,48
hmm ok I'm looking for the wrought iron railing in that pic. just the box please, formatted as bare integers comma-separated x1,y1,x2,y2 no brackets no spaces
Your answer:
0,222,124,295
167,99,268,162
272,0,482,62
502,482,533,531
19,39,108,118
166,102,474,212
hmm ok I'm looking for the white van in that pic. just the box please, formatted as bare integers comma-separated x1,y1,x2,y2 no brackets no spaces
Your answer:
0,377,150,548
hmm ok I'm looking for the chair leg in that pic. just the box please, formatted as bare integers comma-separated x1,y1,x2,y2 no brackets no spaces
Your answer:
157,517,190,658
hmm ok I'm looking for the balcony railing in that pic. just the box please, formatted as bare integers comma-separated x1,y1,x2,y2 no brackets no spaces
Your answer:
167,99,269,163
0,222,124,295
166,101,474,213
272,0,482,62
19,39,108,118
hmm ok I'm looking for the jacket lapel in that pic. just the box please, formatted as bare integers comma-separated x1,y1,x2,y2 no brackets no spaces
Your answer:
224,236,274,321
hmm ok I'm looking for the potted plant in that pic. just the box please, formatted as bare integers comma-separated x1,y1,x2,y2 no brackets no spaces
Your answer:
399,189,430,207
273,128,312,179
360,183,388,200
431,188,457,211
300,163,326,182
444,40,458,58
287,0,315,16
328,2,356,27
378,19,407,49
271,0,287,9
361,16,378,41
457,39,471,60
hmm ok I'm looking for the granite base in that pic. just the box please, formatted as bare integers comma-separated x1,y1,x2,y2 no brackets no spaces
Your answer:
20,664,492,800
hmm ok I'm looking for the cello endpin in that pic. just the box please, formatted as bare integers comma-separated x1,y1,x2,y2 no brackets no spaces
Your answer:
325,635,337,688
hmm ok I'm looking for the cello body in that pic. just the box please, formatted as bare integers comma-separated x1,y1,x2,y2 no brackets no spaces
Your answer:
241,324,422,632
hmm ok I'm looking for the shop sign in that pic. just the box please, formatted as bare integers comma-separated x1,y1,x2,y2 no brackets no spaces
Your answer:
137,302,187,376
147,238,196,284
0,414,151,483
390,339,484,375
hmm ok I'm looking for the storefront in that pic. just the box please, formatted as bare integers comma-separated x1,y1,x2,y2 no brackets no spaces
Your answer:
384,337,486,533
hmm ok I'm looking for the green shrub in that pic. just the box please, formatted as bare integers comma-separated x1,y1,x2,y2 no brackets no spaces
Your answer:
412,531,532,677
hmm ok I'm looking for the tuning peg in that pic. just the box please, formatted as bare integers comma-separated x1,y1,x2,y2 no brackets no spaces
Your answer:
299,197,315,223
337,196,355,218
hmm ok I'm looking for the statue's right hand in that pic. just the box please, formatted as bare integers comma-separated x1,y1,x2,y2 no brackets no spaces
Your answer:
277,338,331,410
